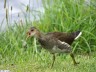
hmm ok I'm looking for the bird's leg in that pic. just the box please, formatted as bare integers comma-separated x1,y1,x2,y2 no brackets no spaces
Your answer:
70,53,79,65
51,54,55,68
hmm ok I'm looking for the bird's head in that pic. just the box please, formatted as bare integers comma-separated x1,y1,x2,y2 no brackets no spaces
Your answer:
26,27,40,39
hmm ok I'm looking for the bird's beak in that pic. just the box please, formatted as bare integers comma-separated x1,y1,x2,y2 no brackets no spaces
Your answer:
26,32,30,40
26,35,29,40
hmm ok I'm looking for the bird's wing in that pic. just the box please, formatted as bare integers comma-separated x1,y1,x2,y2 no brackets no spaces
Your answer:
45,34,72,51
48,37,72,53
46,32,74,45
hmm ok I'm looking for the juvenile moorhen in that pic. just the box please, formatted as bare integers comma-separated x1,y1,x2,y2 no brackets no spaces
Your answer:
26,27,82,67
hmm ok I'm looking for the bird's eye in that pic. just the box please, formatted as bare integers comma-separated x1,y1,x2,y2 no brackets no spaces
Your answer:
31,29,34,31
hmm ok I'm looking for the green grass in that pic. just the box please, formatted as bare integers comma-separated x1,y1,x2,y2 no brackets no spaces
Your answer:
0,0,96,72
0,52,96,72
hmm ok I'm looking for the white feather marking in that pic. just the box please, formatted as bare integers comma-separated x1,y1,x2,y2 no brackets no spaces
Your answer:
58,40,70,47
75,32,82,40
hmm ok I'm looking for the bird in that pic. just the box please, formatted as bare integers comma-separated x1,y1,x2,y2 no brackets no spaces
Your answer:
26,27,82,67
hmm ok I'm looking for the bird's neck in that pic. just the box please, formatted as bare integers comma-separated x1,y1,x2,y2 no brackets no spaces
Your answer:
35,31,45,39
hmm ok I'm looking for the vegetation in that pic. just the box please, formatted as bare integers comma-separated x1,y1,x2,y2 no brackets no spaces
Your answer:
0,0,96,72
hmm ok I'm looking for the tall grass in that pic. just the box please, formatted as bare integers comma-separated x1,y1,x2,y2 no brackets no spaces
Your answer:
37,0,96,53
0,0,96,66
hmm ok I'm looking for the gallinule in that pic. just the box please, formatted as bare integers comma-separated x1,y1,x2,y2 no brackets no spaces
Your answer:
26,27,82,67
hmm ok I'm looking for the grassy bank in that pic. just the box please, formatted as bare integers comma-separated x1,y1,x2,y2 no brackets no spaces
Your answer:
0,0,96,72
0,52,96,72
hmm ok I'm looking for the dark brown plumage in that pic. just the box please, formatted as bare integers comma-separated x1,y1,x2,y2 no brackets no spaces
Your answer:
26,27,82,67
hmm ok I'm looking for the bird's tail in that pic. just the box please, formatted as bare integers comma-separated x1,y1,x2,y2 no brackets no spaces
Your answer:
71,31,82,40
